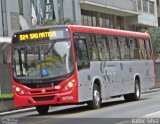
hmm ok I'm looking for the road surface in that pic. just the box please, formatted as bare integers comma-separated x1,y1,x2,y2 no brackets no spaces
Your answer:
1,91,160,124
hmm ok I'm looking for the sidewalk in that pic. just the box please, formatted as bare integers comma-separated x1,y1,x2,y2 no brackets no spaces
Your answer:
143,81,160,93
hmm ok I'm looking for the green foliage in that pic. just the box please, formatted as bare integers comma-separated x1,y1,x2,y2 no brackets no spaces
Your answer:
43,19,57,25
148,27,160,60
0,94,13,99
63,18,74,24
43,18,74,26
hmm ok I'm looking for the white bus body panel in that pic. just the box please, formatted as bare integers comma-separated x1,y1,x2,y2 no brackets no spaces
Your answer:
78,60,155,102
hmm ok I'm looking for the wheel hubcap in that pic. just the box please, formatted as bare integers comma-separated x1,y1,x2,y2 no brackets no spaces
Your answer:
136,84,140,98
94,90,100,106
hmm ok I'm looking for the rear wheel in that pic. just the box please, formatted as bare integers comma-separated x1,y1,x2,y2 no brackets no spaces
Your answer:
36,105,49,115
87,84,101,109
124,79,141,102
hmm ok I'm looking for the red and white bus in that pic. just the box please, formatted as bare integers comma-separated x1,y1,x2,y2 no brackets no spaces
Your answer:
11,25,155,114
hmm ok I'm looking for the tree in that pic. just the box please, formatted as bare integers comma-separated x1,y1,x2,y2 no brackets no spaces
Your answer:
43,19,57,25
43,18,74,26
148,27,160,60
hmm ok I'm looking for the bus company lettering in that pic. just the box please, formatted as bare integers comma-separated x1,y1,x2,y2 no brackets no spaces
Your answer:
19,31,57,41
62,96,74,101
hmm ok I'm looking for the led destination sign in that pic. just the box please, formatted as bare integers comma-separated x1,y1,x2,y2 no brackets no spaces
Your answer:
19,31,57,41
17,28,71,42
13,28,70,44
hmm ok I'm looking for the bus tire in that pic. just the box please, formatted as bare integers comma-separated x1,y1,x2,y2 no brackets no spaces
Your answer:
36,105,49,115
87,84,101,109
124,79,141,102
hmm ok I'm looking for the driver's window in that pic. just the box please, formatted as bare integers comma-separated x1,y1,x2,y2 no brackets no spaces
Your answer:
13,49,20,76
74,38,89,67
13,48,26,76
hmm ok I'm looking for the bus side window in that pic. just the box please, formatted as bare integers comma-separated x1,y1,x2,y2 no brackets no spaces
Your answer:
130,38,140,59
74,37,89,68
109,36,121,60
119,37,130,60
135,39,141,59
145,39,152,59
96,35,110,61
88,35,99,61
138,39,146,59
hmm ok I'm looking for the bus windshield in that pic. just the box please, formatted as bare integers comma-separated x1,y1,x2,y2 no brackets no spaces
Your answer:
12,39,74,80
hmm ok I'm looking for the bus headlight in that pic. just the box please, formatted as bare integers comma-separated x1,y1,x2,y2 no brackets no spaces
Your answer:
16,87,20,92
62,80,76,92
68,82,73,88
14,86,25,95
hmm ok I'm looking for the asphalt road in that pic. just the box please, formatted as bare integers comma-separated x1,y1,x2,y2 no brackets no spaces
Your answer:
1,91,160,124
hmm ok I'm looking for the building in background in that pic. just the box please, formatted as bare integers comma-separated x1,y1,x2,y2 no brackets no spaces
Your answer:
157,0,160,26
80,0,158,31
32,0,158,31
0,0,158,37
0,0,31,37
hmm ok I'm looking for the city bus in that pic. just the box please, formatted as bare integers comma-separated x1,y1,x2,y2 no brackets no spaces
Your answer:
11,25,155,114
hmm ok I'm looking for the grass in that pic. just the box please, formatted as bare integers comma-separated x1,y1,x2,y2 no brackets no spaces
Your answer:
0,94,13,99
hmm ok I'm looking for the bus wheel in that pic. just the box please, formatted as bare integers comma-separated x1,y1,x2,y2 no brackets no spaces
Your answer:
124,79,141,102
87,84,101,109
36,105,49,115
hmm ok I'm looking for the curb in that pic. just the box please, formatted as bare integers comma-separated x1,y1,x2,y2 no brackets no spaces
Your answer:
142,88,160,94
0,107,35,116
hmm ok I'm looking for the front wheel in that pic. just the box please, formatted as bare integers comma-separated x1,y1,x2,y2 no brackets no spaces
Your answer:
36,105,49,115
124,79,141,102
87,84,101,109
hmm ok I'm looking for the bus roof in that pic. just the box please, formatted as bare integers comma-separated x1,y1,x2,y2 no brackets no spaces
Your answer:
0,37,11,43
12,25,150,39
12,25,68,34
68,25,150,39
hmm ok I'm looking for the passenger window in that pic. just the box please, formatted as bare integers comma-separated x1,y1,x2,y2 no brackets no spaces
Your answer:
109,36,121,60
119,37,130,60
96,35,110,60
145,39,152,59
130,39,140,59
138,39,146,59
88,35,99,61
74,38,89,68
